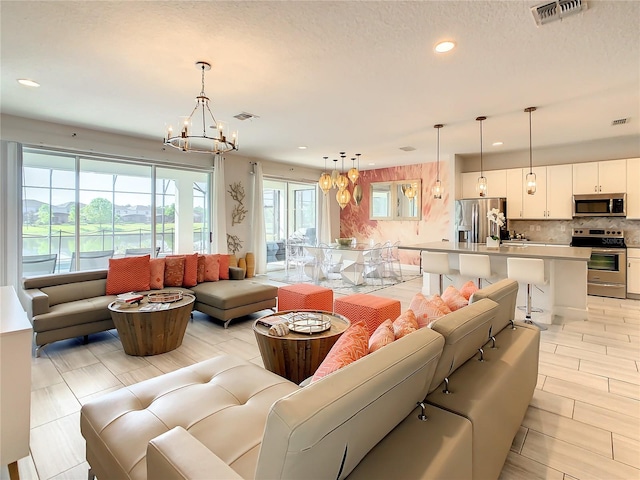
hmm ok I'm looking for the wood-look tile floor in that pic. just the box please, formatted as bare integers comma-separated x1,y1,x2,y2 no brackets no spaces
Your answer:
2,272,639,480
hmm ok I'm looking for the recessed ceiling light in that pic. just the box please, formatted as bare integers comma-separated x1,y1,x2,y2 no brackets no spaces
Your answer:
492,141,503,146
17,78,40,87
434,41,456,53
368,162,375,166
298,146,307,150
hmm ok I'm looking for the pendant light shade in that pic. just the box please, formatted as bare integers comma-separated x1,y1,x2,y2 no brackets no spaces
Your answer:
432,124,444,199
348,156,360,184
353,184,363,205
336,187,351,209
336,153,349,191
476,116,488,197
525,107,537,195
318,156,332,194
330,158,340,187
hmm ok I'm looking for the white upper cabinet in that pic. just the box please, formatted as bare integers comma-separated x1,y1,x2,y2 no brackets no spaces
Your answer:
546,164,573,219
506,168,523,219
627,158,640,219
573,159,627,194
461,170,506,199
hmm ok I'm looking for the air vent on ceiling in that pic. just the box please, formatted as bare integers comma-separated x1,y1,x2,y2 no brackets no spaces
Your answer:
399,146,416,152
233,112,259,121
611,118,630,126
531,0,587,27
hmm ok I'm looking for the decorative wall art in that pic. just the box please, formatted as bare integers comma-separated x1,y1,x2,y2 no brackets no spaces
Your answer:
227,234,243,254
228,181,248,226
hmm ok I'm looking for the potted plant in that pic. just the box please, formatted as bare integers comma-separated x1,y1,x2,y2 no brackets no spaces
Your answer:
486,208,505,248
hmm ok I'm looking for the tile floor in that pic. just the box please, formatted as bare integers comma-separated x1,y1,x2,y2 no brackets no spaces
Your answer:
2,273,639,480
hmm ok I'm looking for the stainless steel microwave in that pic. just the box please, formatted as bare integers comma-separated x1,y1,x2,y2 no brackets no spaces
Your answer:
573,193,626,217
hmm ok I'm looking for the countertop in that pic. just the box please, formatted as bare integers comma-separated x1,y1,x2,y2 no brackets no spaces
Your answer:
400,241,592,261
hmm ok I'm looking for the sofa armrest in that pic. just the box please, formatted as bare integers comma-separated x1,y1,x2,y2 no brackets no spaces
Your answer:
22,288,50,318
147,426,243,480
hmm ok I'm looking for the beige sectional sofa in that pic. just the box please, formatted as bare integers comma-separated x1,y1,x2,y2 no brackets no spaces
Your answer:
21,269,278,356
80,278,540,480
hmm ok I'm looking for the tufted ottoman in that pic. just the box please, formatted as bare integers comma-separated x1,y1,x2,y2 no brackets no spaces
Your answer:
277,283,333,312
80,355,299,480
334,294,401,335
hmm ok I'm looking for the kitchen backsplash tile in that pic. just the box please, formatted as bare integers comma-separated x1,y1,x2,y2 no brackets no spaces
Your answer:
508,219,640,245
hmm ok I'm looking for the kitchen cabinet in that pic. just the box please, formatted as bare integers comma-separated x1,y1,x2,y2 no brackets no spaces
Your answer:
506,168,523,219
626,158,640,219
521,164,573,219
572,159,626,194
628,248,640,299
461,170,506,199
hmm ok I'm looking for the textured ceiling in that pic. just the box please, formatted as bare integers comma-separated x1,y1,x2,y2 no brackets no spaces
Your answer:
1,1,638,169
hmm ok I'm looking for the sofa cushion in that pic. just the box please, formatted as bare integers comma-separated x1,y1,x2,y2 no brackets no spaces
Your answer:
197,255,206,283
190,280,277,310
182,253,199,288
311,322,369,382
106,255,151,295
164,256,185,287
469,278,519,337
149,258,165,290
392,309,418,339
40,278,107,307
219,255,230,280
368,319,394,353
33,295,115,332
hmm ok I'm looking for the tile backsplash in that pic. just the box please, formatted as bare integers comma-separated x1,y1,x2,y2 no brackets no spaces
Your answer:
508,219,640,246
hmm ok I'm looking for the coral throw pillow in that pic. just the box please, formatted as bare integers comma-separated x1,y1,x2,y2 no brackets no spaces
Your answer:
219,254,231,280
442,285,469,311
311,322,369,383
368,319,395,353
459,280,479,300
149,258,165,290
182,253,199,288
164,256,185,287
106,255,151,295
204,254,220,281
197,255,206,283
392,309,419,339
409,293,449,329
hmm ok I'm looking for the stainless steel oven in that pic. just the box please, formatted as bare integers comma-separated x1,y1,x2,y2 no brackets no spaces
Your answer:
571,229,627,299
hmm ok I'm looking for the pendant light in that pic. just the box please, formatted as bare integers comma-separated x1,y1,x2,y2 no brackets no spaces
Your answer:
318,156,332,194
330,158,340,187
336,152,350,191
348,156,360,184
432,124,444,199
476,116,488,197
352,153,363,205
525,107,537,195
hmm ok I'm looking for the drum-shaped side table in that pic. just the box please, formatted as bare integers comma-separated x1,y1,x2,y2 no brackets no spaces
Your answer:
253,310,350,384
108,294,195,356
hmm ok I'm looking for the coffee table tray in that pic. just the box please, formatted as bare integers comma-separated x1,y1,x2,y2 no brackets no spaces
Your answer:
147,291,183,303
285,311,332,334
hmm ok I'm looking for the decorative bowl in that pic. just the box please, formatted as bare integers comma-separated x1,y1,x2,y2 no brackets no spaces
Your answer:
147,290,183,303
336,237,354,247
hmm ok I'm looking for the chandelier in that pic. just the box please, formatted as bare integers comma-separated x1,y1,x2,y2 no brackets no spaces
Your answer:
402,183,418,199
164,61,238,154
319,152,363,208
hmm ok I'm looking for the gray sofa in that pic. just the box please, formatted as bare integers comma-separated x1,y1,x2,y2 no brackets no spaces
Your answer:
21,269,278,356
80,278,539,480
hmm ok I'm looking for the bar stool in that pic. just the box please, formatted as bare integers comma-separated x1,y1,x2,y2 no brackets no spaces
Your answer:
422,251,452,295
507,257,548,331
458,254,492,288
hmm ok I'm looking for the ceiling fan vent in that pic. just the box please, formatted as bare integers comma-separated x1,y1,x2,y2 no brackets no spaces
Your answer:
233,112,259,121
531,0,587,26
611,118,630,126
399,146,416,152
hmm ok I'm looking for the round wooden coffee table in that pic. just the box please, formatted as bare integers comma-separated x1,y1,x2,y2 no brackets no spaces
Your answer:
108,293,195,356
253,310,350,384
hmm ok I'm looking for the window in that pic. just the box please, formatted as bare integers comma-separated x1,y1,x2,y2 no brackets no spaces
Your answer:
21,148,211,275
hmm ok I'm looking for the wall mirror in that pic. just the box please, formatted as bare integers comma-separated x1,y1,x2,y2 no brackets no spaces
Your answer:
369,179,421,221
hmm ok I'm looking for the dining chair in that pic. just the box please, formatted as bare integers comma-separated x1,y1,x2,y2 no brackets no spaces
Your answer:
382,241,403,282
69,250,114,271
125,247,161,257
363,243,385,286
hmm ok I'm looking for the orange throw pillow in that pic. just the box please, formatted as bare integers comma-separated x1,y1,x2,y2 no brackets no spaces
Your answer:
219,254,230,280
392,309,419,339
197,255,206,283
106,255,151,295
149,258,165,290
204,254,220,281
409,293,449,328
442,285,469,311
311,322,369,383
459,280,479,300
430,294,452,315
164,256,185,287
368,319,395,353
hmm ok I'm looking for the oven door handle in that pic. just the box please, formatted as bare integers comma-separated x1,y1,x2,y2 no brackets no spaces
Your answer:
589,248,626,254
587,281,625,288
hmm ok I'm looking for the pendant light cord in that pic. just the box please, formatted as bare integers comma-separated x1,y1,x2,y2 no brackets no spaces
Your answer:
528,109,533,174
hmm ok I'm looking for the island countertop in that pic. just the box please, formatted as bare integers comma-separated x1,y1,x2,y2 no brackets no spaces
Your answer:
400,241,592,261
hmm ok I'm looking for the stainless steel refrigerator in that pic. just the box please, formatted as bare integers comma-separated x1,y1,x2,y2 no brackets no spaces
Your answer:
455,197,507,244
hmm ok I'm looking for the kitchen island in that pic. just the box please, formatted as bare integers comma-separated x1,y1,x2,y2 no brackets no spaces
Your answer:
402,241,592,324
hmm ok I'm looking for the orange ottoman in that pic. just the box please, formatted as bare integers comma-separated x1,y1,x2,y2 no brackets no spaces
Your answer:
334,294,401,335
278,284,334,312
